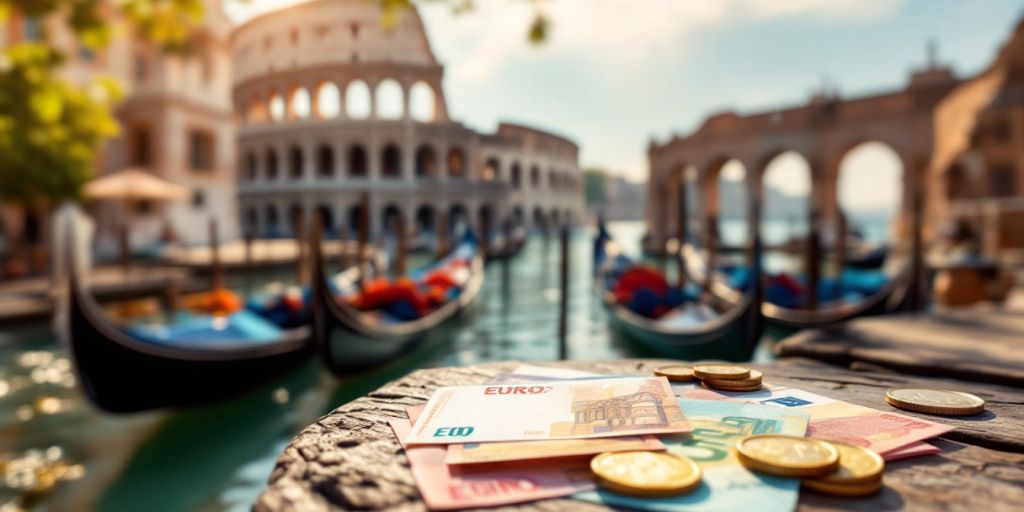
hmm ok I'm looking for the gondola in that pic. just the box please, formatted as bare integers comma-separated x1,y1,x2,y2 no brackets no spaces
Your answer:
55,208,314,413
485,225,528,261
678,203,922,332
310,221,485,374
593,205,764,361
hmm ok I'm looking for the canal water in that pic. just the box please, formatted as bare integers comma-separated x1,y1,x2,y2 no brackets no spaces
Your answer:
0,221,782,511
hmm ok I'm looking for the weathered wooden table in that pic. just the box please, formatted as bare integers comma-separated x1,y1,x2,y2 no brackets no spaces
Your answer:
775,311,1024,386
255,358,1024,512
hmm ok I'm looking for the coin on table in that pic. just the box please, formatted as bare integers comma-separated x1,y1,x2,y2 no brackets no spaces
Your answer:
735,435,840,477
885,388,986,416
703,370,762,387
654,365,696,382
810,442,884,485
591,451,702,497
693,364,751,381
701,380,763,392
802,477,883,497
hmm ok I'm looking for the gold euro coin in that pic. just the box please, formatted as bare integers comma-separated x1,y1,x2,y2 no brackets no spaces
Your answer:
654,365,696,382
700,380,763,392
703,370,763,387
693,364,750,381
591,451,702,497
736,435,840,477
802,477,883,497
811,442,884,485
885,388,985,416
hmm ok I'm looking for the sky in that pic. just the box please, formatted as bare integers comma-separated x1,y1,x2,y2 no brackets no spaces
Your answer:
223,0,1023,212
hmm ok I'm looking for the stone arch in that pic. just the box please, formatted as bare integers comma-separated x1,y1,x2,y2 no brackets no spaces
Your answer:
478,204,494,239
760,151,812,250
288,85,311,119
448,204,468,233
246,97,266,123
348,144,367,177
375,78,404,120
415,205,435,233
382,143,402,179
381,204,403,232
483,157,500,181
315,81,341,119
530,165,541,188
447,147,466,179
533,207,545,229
316,144,334,179
511,162,522,188
345,79,371,119
265,204,279,237
288,203,304,235
245,150,257,181
265,147,279,180
245,206,258,235
268,91,286,122
347,204,362,233
409,81,435,122
415,144,436,178
288,145,304,180
316,204,335,233
834,141,905,244
548,169,557,189
512,206,525,226
700,157,749,248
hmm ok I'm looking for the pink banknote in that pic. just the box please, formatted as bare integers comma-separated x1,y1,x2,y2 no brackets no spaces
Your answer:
682,386,953,456
880,441,940,461
390,418,594,510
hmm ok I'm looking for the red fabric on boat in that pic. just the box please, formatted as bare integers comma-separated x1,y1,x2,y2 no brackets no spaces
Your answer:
612,266,669,304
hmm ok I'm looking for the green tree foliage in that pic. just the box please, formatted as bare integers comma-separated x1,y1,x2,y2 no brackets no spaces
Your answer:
0,44,121,202
0,0,203,204
583,168,608,207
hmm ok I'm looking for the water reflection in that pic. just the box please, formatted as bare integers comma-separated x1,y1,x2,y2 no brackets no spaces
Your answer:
0,221,772,510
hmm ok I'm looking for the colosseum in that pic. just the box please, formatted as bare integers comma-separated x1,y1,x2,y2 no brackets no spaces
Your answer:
231,0,585,242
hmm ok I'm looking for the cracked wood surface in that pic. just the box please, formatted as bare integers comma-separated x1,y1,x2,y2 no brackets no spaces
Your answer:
255,358,1024,512
775,312,1024,387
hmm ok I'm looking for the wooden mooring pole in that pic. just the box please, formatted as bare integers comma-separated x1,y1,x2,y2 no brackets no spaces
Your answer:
558,226,570,361
805,209,821,310
357,192,369,287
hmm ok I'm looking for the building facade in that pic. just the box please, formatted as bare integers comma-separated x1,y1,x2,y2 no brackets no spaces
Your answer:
0,0,238,256
232,0,584,240
646,23,1024,263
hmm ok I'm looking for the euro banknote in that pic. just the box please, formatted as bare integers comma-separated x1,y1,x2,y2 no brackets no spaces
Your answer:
405,377,690,444
445,435,666,465
575,399,810,512
681,385,953,456
390,418,594,510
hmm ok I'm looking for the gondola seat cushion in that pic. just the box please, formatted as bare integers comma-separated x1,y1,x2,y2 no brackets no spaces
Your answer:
612,266,669,304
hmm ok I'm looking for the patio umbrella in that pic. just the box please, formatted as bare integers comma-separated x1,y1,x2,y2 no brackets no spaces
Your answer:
83,168,189,286
84,168,189,202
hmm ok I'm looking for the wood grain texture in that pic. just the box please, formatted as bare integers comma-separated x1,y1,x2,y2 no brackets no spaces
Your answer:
775,312,1024,387
255,359,1024,512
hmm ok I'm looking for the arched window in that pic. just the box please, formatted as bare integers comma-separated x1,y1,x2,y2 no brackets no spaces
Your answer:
382,205,403,232
548,169,557,189
447,147,465,179
316,204,334,233
245,151,257,181
316,145,334,178
511,162,522,189
345,80,371,119
375,79,404,120
408,81,435,122
290,87,311,119
246,207,258,234
382,144,402,179
316,82,341,119
289,146,304,180
265,204,279,237
415,205,435,233
348,144,367,177
483,158,499,181
269,93,285,121
265,148,279,180
415,145,436,178
530,165,540,188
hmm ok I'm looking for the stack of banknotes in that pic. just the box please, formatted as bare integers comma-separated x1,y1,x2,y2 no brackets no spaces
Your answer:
388,364,953,511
